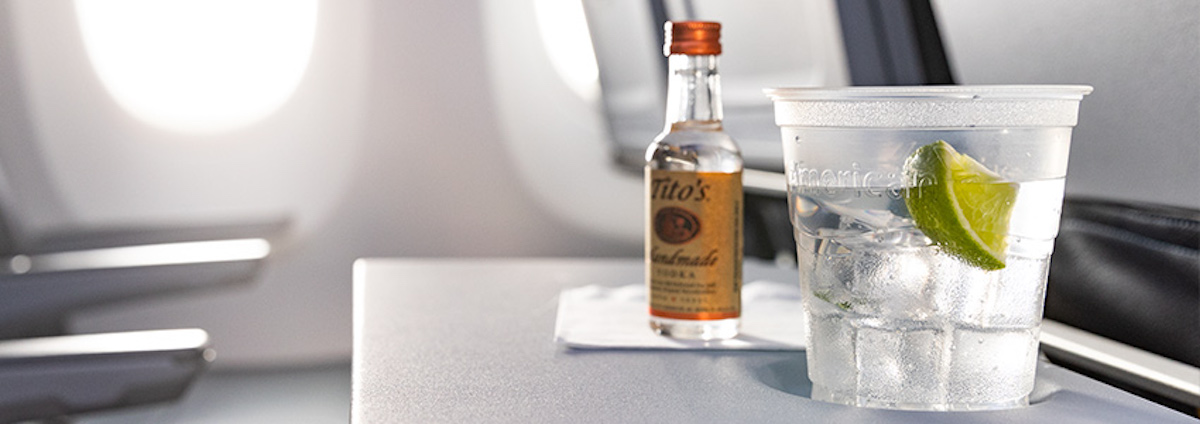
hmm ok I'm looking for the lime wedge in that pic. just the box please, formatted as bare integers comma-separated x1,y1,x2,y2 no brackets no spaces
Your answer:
904,141,1017,271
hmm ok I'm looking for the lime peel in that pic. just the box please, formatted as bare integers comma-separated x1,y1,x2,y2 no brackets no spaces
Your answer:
904,141,1017,271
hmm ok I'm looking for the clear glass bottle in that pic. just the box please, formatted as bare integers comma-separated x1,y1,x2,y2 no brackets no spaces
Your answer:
645,21,743,340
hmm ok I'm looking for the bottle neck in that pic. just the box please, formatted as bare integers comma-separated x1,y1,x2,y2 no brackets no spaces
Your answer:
663,54,723,131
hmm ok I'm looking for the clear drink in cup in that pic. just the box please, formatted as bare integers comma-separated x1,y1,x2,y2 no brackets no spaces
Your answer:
765,86,1091,411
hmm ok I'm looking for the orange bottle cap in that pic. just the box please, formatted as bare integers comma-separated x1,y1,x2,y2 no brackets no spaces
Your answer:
665,21,721,56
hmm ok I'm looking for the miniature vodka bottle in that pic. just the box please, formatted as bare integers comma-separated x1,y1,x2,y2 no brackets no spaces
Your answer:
646,21,743,340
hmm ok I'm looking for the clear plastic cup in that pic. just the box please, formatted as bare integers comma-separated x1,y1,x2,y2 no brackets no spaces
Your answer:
765,85,1091,410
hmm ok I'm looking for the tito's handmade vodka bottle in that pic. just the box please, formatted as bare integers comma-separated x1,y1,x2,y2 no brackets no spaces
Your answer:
645,21,743,340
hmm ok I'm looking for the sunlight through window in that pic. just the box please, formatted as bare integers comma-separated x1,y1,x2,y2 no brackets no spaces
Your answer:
74,0,318,134
533,0,600,102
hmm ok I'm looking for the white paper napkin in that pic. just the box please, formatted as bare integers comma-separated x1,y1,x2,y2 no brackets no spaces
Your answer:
554,280,807,350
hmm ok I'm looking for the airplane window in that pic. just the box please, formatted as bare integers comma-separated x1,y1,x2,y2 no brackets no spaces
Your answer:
533,0,600,102
74,0,318,134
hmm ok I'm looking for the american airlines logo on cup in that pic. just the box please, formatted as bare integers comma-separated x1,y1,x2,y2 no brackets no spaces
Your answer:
788,161,912,200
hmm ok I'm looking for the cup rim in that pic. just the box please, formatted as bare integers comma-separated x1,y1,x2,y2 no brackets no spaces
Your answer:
764,85,1093,101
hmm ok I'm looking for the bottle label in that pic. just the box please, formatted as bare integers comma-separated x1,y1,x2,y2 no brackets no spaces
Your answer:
646,169,742,320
